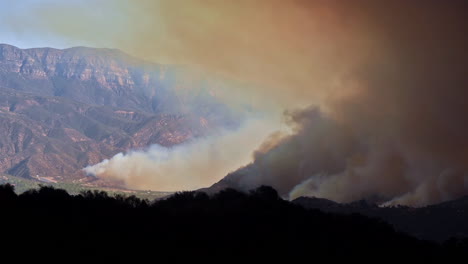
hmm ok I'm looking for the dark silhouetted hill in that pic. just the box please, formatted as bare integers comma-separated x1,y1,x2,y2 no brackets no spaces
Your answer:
294,196,468,242
0,184,466,260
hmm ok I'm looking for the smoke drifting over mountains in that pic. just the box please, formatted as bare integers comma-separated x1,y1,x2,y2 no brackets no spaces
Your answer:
26,0,468,205
84,118,282,191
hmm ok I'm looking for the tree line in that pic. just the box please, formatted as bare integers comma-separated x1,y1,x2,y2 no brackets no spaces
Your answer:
0,184,466,261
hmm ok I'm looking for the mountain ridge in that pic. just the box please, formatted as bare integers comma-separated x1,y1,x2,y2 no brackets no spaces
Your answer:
293,195,468,242
0,44,242,186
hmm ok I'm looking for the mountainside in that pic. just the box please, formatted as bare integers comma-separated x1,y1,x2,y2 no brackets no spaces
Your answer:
293,196,468,242
0,44,242,185
0,44,238,118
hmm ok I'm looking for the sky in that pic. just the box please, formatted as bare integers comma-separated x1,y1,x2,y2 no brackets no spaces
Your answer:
0,0,77,48
0,0,122,49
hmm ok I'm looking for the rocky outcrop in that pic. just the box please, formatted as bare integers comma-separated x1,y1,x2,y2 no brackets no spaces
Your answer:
0,44,237,119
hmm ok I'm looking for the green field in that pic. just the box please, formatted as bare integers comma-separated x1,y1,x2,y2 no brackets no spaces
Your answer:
0,175,172,201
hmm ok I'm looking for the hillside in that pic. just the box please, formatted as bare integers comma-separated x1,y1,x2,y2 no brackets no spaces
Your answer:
0,174,170,200
0,44,233,116
0,44,243,185
293,196,468,242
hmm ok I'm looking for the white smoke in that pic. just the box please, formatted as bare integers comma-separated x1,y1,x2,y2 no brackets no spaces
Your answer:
84,116,285,191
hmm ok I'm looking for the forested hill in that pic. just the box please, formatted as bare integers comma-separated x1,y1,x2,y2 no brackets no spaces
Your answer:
0,184,466,260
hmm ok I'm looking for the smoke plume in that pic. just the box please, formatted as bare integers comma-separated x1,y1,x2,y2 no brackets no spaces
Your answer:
84,118,283,191
220,1,468,206
14,0,377,110
22,0,468,205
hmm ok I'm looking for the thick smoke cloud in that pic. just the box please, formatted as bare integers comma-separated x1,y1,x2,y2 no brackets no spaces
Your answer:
23,0,468,205
222,1,468,206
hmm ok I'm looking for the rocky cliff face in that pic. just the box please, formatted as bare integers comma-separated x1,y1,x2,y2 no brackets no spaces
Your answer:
0,44,234,117
0,44,242,185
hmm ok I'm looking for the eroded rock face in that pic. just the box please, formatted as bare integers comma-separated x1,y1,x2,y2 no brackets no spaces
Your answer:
0,44,241,183
0,44,239,116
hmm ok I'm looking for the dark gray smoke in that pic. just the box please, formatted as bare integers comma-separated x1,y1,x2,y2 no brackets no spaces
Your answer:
221,0,468,206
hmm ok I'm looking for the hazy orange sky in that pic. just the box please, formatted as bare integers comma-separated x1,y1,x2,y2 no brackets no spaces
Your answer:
2,0,382,110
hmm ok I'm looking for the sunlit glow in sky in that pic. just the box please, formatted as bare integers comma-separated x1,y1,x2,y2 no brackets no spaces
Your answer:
0,0,115,49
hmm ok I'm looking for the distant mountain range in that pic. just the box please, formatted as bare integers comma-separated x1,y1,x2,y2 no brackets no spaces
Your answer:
293,195,468,242
0,44,243,186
